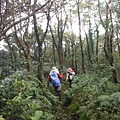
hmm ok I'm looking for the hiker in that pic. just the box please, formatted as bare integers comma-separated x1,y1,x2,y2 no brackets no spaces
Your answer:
48,67,63,98
66,68,75,88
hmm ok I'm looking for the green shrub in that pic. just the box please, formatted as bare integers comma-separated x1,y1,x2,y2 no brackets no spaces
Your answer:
64,73,120,120
0,71,58,120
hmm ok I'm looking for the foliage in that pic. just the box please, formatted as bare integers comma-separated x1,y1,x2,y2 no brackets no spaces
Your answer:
32,111,43,120
0,50,12,78
63,72,120,120
0,115,5,120
113,52,120,82
0,67,120,120
0,71,59,120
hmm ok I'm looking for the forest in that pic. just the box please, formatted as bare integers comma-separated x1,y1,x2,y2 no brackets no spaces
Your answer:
0,0,120,120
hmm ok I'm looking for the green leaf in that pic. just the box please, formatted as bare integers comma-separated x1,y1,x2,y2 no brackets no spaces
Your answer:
32,111,43,120
0,115,5,120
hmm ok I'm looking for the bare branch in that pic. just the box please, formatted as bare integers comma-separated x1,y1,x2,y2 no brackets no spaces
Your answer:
0,0,53,41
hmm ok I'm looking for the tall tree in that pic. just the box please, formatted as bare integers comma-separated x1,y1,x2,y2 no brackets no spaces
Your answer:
56,1,68,68
14,25,32,75
85,30,92,64
98,0,118,83
94,20,99,63
33,0,54,81
76,0,86,74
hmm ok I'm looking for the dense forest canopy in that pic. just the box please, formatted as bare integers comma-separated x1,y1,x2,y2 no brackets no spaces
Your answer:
0,0,120,120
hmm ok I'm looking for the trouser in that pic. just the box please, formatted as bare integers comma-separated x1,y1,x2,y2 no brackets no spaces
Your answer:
54,84,61,98
69,79,72,88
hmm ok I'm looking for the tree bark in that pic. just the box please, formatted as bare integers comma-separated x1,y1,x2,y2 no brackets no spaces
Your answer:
33,0,52,81
33,13,43,81
85,30,92,64
77,0,86,74
95,23,99,63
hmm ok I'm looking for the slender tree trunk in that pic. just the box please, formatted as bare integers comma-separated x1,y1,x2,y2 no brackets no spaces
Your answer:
5,37,17,71
69,7,75,70
49,24,58,66
53,39,56,66
89,19,94,63
55,1,67,68
95,23,99,63
59,1,64,68
75,44,78,73
58,18,63,67
85,31,92,64
33,13,43,81
14,27,32,75
0,1,2,33
77,0,86,74
33,0,52,81
71,40,75,69
116,25,120,56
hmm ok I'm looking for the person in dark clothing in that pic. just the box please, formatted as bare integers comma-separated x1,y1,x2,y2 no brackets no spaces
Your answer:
66,68,75,88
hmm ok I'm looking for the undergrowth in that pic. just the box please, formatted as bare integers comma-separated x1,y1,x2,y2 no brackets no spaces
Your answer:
0,70,120,120
61,72,120,120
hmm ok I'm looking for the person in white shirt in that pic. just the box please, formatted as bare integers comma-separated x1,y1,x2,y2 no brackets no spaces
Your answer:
66,68,75,88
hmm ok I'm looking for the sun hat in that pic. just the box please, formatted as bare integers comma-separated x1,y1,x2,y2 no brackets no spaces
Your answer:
51,67,59,74
52,67,56,71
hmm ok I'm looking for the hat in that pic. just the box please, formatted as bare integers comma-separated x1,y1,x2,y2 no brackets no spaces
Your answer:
52,67,59,74
52,67,57,70
67,68,73,72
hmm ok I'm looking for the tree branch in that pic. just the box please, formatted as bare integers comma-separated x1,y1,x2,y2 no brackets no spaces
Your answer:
0,0,53,41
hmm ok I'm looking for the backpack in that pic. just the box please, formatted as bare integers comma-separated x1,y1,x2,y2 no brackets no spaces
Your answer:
50,72,60,87
68,72,73,81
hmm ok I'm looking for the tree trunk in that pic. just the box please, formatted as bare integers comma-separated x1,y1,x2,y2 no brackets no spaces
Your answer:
5,37,17,71
33,13,43,81
116,25,120,56
77,0,86,74
98,0,118,83
105,2,117,83
89,19,94,63
85,31,92,64
14,28,32,75
56,1,67,68
33,0,52,81
49,24,58,66
95,23,99,63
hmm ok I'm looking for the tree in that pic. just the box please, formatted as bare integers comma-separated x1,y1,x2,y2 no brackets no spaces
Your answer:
0,0,52,41
98,0,118,83
33,0,54,81
76,0,86,74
